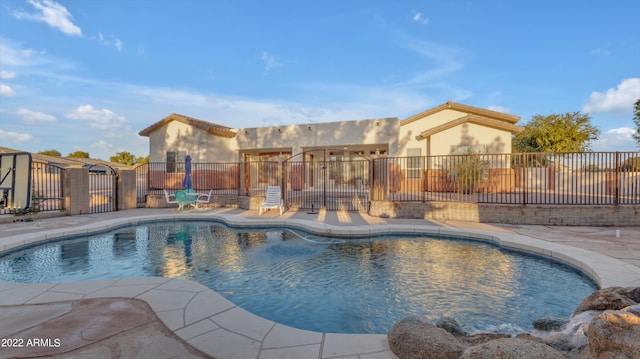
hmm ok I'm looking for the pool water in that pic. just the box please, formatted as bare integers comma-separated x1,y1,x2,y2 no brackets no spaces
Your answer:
0,221,598,334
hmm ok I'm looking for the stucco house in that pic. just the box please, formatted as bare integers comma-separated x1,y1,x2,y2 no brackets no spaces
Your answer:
138,100,523,164
138,101,524,209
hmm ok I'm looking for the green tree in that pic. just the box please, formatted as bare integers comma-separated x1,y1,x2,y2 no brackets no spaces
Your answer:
633,99,640,148
110,151,137,165
135,155,150,164
513,112,600,153
38,149,61,157
67,150,90,158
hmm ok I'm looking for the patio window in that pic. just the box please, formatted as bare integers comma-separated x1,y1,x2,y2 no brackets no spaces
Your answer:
166,151,186,173
407,148,423,178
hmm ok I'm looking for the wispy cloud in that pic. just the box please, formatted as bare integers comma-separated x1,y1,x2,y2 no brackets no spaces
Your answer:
14,0,82,36
17,108,57,124
0,84,16,96
487,105,510,113
0,41,44,67
395,38,466,89
0,70,16,79
261,51,282,72
583,78,640,113
0,129,34,142
412,11,430,25
591,127,638,151
66,105,127,130
590,48,610,56
92,32,123,52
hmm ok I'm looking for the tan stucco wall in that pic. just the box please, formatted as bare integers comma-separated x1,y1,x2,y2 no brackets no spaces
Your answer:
232,118,400,158
147,105,518,163
398,109,514,157
398,109,470,156
430,123,512,156
148,121,234,162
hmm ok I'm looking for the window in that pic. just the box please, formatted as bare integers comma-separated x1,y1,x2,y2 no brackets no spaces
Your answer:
166,151,186,173
406,148,423,178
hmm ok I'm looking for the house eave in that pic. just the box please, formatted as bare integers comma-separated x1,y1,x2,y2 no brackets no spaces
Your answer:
138,113,237,138
417,114,525,139
401,100,521,127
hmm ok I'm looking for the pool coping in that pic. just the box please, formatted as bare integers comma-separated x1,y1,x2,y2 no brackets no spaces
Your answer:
1,212,639,359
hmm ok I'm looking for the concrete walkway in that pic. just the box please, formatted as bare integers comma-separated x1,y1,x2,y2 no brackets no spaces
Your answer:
1,208,639,358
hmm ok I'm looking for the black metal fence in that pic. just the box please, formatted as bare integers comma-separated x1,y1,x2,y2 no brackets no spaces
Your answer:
135,152,640,209
144,162,241,197
372,152,640,205
31,161,65,213
88,165,117,214
0,160,65,215
283,159,369,211
134,163,148,207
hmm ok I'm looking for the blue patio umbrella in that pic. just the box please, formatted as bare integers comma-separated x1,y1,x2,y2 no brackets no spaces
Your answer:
182,155,192,190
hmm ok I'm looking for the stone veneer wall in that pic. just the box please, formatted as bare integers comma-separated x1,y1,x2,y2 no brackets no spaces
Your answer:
147,196,639,226
369,200,640,226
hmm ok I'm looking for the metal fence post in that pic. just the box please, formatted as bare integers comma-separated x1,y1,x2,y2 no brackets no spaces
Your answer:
615,151,620,206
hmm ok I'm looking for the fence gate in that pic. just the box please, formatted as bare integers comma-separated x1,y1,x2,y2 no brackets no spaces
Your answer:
283,153,370,211
88,164,117,213
134,163,148,207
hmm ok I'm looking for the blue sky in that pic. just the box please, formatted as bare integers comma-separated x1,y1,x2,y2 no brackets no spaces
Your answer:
1,0,639,160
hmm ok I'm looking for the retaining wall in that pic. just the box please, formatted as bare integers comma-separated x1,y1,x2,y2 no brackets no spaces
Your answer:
369,200,640,226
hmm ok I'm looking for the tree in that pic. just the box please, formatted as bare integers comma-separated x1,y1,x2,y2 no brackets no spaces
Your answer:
513,112,600,153
38,149,61,157
110,151,137,165
135,155,149,164
68,150,90,158
633,99,640,148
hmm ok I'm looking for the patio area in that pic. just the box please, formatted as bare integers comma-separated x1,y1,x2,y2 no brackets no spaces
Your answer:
1,208,639,358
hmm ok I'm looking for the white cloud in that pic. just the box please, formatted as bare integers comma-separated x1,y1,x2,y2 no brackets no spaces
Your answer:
412,11,430,25
0,42,33,67
0,83,16,96
487,105,510,113
91,140,114,152
583,78,640,113
0,129,34,142
92,32,123,52
14,0,82,36
0,71,16,79
395,38,467,90
260,52,281,71
590,48,610,56
66,105,127,130
591,127,638,151
17,108,57,124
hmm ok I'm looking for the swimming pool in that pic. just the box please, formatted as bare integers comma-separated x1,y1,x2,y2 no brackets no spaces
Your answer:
0,220,598,334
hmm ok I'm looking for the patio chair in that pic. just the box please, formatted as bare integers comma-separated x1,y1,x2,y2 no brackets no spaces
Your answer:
175,190,197,211
259,186,284,216
163,189,177,204
196,190,213,205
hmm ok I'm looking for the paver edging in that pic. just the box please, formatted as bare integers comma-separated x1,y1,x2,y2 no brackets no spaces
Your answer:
1,211,639,359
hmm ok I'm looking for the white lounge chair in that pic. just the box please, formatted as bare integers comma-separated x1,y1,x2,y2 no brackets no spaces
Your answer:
163,189,177,204
196,190,213,205
259,186,284,216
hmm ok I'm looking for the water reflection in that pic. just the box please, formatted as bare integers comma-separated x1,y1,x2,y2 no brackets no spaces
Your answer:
0,222,597,334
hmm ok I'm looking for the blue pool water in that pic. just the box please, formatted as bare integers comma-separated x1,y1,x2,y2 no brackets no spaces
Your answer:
0,220,598,334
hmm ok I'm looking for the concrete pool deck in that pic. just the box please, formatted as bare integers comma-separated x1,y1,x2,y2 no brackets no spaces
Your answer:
0,208,639,358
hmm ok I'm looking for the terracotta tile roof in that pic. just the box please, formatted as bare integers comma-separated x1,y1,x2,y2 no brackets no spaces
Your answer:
401,100,521,126
138,113,236,138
